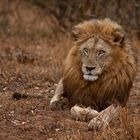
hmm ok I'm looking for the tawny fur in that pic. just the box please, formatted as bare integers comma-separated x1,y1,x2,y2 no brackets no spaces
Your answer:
63,18,137,111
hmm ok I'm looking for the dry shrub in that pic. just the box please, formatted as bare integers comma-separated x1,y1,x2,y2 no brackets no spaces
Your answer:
119,108,140,140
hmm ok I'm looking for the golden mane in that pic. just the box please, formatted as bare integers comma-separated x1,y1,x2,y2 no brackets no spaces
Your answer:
63,18,137,111
72,18,125,45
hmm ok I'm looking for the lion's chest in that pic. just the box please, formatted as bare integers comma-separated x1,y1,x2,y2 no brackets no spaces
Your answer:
63,81,111,111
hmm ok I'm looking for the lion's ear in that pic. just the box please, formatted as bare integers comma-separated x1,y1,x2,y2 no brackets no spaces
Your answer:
72,26,85,41
112,29,125,46
72,27,81,41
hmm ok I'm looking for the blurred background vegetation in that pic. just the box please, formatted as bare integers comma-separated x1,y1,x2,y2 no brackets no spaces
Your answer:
0,0,140,38
30,0,140,30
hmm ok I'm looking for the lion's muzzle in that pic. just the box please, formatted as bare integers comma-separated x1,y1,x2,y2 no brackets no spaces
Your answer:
82,64,101,82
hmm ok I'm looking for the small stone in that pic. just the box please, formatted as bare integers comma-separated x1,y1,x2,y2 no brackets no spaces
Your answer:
35,87,39,90
31,110,34,114
54,83,58,86
55,128,60,132
50,90,54,93
47,138,53,140
11,111,15,114
21,122,26,125
3,87,7,91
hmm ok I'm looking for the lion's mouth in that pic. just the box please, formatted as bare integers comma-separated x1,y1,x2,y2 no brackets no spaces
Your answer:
83,74,98,81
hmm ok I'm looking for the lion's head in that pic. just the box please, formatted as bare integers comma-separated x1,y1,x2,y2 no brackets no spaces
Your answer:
71,18,128,82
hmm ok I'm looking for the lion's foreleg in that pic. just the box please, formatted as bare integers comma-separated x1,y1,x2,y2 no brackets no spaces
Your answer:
88,104,121,130
50,78,64,110
70,105,99,121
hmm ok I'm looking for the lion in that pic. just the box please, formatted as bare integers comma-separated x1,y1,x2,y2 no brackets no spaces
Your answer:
50,18,137,130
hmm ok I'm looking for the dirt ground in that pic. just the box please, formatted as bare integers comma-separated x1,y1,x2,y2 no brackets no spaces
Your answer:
0,1,140,140
0,34,140,140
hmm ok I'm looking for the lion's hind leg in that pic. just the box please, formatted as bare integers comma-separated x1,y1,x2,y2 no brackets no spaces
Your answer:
70,105,99,121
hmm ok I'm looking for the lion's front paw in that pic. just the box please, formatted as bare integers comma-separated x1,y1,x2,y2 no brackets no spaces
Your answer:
50,98,69,110
88,117,104,131
50,100,63,110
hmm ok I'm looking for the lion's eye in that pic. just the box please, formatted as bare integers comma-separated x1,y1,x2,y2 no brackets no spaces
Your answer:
98,50,105,56
83,48,88,55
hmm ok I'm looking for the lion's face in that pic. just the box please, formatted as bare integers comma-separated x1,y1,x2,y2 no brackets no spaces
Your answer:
80,37,113,82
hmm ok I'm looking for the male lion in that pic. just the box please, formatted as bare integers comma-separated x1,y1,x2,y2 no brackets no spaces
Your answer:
50,18,137,130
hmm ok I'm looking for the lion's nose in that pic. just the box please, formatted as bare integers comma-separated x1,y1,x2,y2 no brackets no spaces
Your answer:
85,66,96,71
